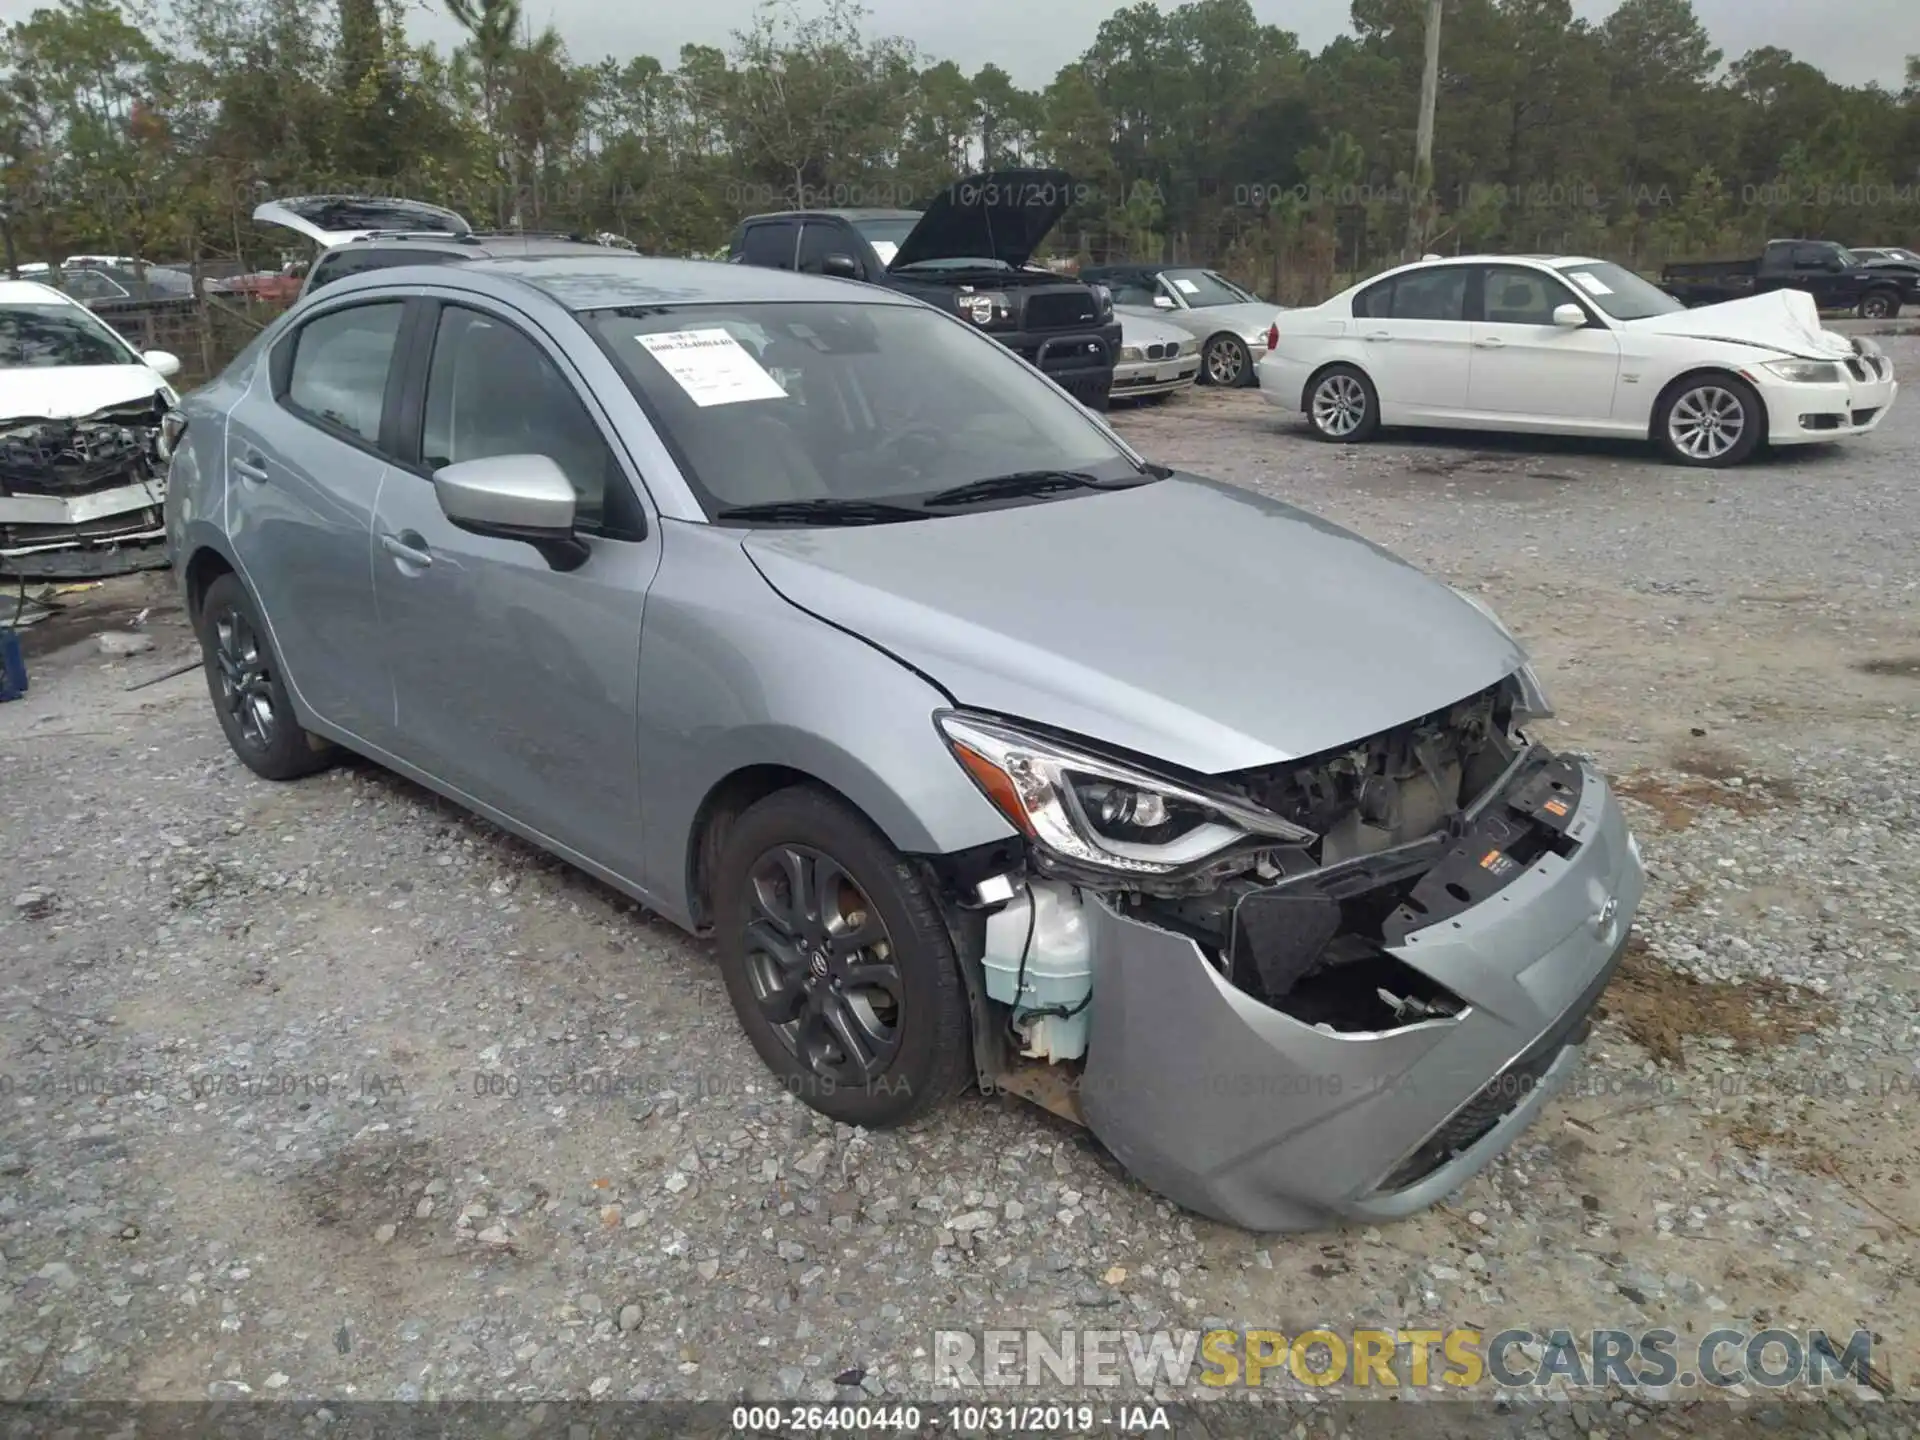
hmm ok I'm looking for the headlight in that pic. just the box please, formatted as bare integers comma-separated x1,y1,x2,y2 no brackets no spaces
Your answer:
1119,344,1144,362
1449,586,1553,719
936,711,1314,875
1090,283,1113,317
1178,337,1200,356
1762,359,1844,384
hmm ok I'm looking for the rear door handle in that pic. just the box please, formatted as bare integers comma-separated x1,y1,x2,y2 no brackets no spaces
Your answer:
1475,337,1507,349
380,532,432,568
232,453,269,482
1364,331,1393,343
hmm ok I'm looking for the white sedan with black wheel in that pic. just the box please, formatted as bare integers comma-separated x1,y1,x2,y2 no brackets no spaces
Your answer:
1256,254,1897,467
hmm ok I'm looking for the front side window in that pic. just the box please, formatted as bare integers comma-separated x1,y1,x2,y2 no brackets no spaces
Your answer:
285,302,405,443
421,306,614,529
1108,277,1160,307
797,222,854,275
1478,265,1580,325
589,300,1139,517
0,302,135,368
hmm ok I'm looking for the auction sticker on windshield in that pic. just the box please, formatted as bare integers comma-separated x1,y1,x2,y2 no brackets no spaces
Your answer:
1569,272,1614,296
1172,277,1200,294
635,328,788,407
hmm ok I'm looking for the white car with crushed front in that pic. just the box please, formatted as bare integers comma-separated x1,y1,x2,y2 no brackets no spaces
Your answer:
1257,254,1897,467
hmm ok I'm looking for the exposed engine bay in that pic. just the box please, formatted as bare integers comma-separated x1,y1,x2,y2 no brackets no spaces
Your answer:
0,393,173,578
948,675,1588,1081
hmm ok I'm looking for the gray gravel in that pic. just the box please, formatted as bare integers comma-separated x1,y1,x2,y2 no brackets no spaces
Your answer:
1,348,1916,1429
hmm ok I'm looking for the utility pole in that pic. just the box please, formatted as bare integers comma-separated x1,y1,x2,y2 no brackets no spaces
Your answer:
1407,0,1443,257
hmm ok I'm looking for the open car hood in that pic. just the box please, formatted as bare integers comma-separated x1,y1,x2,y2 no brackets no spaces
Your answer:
252,195,472,248
889,169,1077,272
1626,289,1853,359
742,476,1525,775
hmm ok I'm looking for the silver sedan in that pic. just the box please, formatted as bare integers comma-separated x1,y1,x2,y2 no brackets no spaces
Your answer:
164,256,1642,1232
1083,264,1280,387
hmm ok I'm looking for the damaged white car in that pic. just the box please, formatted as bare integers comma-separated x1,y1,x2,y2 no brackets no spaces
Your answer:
2,280,182,578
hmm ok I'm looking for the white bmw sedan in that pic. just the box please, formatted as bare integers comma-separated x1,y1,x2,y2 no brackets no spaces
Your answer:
1257,254,1897,467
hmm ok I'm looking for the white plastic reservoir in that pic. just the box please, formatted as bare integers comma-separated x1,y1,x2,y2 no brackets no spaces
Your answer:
980,882,1094,1062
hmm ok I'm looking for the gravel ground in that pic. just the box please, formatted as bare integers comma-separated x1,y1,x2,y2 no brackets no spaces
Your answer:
2,346,1917,1435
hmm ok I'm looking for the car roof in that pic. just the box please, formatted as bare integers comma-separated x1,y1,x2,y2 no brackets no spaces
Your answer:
0,279,82,307
328,255,924,313
738,209,920,225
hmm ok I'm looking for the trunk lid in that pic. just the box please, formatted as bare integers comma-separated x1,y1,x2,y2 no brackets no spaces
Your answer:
252,195,472,248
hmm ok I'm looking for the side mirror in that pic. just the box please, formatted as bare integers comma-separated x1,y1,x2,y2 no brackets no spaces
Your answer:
433,454,588,571
1552,303,1586,328
1151,294,1175,309
1828,256,1848,272
143,349,182,377
820,253,861,280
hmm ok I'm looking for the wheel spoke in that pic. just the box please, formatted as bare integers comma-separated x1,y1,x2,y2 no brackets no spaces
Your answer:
839,958,901,999
819,991,884,1076
745,918,807,979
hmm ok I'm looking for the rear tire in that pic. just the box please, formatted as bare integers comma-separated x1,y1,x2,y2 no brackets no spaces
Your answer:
196,573,335,781
1653,374,1764,468
1203,334,1252,387
714,787,972,1129
1303,364,1381,443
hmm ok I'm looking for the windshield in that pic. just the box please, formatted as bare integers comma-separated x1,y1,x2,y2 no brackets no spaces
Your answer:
0,303,134,368
1554,261,1685,321
851,216,918,267
589,300,1139,519
1161,269,1256,307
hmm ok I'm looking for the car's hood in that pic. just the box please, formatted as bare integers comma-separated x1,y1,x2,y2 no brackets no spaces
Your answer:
1625,289,1854,359
252,194,472,248
889,169,1076,272
1119,311,1191,347
0,365,169,424
742,476,1525,775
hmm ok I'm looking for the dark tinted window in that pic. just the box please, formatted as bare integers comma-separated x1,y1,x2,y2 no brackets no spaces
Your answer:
1107,277,1160,306
1380,267,1469,321
0,302,132,368
797,221,855,274
308,247,459,293
739,222,798,269
1353,277,1393,318
1479,265,1579,325
58,270,131,302
421,306,615,529
1789,243,1833,268
286,302,405,442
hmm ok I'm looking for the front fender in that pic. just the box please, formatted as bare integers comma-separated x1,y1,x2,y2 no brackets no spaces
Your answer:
635,522,1016,927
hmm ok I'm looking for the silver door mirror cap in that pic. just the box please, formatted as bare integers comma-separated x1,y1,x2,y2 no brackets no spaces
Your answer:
433,454,588,570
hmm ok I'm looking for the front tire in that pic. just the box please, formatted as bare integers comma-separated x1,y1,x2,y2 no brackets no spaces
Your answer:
1303,364,1381,443
1858,290,1900,320
196,573,334,781
1654,374,1763,467
714,787,972,1129
1202,334,1252,387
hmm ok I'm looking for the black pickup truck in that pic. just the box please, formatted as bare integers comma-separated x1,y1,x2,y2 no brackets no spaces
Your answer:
1662,239,1920,318
726,169,1120,408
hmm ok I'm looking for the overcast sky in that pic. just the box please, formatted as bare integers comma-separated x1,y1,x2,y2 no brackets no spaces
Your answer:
4,0,1914,91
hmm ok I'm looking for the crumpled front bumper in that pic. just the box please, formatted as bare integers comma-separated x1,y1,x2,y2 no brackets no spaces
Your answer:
0,477,170,578
1079,761,1645,1232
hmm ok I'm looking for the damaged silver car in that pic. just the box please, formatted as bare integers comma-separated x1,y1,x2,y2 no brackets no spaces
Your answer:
2,280,182,579
165,258,1644,1231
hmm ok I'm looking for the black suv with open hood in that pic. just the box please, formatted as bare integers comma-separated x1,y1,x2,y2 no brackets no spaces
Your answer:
726,170,1119,408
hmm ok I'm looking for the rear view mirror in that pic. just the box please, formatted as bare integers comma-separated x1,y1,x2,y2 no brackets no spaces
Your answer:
433,453,588,571
820,253,861,280
1552,304,1586,328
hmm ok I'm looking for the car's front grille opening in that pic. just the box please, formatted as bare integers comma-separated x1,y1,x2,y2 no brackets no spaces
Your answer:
1026,292,1099,330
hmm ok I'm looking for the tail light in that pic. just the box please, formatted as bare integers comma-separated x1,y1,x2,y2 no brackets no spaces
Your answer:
1266,322,1279,351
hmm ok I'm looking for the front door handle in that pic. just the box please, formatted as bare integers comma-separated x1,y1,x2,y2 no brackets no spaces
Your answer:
232,453,269,483
1363,331,1392,343
380,532,432,568
1475,337,1507,349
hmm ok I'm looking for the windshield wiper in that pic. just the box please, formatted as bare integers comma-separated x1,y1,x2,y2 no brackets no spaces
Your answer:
712,497,928,526
920,470,1148,510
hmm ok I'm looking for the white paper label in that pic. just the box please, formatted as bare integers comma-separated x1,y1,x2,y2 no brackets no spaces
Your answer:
871,241,898,264
1570,272,1613,296
1172,277,1200,294
635,328,788,407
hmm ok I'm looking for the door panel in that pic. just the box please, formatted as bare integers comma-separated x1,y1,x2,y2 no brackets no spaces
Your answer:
371,303,658,874
1358,265,1474,413
1466,265,1623,420
223,300,405,743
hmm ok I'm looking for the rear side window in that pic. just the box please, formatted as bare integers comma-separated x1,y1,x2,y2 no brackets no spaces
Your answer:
1353,268,1467,321
739,222,799,270
285,302,405,443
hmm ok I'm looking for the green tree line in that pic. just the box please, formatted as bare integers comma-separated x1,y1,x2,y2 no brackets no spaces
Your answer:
4,0,1919,299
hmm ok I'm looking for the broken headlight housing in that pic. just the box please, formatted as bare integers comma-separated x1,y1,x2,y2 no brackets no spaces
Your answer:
936,711,1313,875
